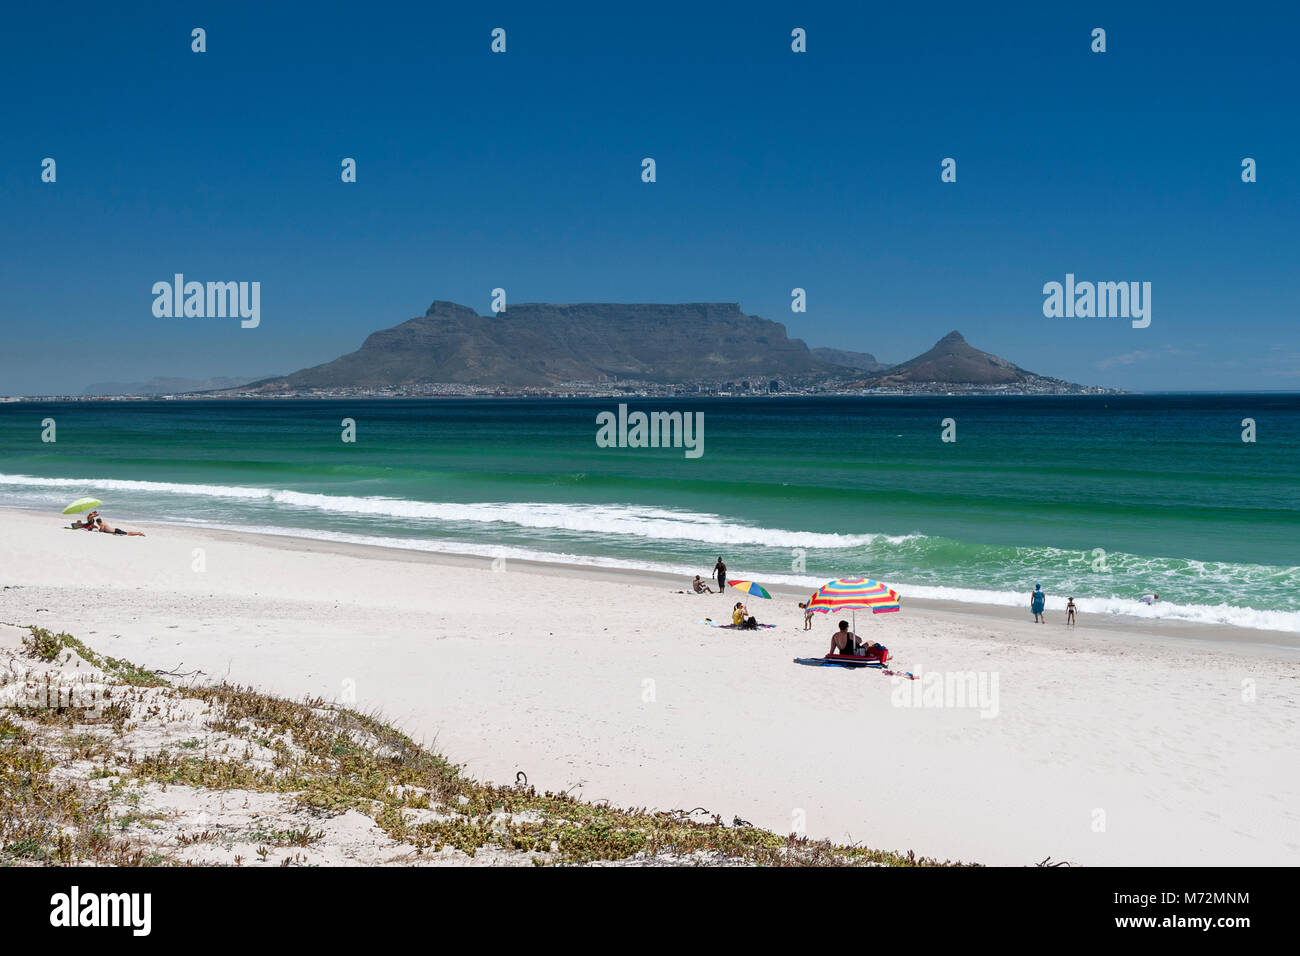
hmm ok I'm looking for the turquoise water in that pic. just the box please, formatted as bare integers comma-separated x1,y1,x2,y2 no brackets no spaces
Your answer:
1,395,1297,631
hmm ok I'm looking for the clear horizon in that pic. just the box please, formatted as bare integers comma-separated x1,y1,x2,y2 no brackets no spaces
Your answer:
2,2,1297,394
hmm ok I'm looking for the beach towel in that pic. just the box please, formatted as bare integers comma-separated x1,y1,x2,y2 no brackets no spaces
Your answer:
793,656,886,669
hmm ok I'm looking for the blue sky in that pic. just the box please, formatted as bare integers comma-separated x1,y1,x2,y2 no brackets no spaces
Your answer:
1,1,1296,394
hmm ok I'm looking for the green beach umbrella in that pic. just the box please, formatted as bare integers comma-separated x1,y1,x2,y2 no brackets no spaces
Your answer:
61,497,102,515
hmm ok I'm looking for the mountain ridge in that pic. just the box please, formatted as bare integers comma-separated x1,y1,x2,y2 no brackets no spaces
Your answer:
251,301,850,389
234,302,1109,394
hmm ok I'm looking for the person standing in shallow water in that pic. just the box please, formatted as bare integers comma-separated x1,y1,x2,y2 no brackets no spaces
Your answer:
1030,584,1046,623
714,556,727,595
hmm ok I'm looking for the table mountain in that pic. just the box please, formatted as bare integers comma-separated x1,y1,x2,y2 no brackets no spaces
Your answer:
254,301,850,388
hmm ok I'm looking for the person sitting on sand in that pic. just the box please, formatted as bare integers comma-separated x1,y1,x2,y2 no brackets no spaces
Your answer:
692,575,713,594
94,517,145,537
829,620,864,656
69,510,100,530
1066,597,1077,626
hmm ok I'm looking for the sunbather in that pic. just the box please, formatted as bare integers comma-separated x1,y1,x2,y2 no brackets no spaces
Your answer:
828,620,883,657
692,575,713,594
829,620,860,655
94,517,145,537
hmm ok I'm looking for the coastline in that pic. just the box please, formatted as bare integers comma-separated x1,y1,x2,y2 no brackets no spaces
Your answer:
3,505,1298,865
210,529,1300,652
5,504,1293,651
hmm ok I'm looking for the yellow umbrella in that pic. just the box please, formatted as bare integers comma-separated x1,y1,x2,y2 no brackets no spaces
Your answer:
62,497,102,515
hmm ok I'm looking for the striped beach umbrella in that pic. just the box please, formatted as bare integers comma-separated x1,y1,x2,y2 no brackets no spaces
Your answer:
728,580,772,599
808,576,901,629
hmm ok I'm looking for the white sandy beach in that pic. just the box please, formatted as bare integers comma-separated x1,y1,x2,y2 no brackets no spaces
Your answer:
2,506,1297,866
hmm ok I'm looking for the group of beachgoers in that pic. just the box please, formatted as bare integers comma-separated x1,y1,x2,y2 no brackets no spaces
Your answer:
686,557,730,593
67,510,146,537
689,556,884,658
1029,584,1160,625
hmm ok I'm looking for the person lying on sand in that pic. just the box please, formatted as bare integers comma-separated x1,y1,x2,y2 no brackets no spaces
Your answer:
94,517,145,537
692,575,713,594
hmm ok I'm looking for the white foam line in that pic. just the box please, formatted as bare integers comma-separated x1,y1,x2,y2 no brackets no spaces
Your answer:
0,473,900,549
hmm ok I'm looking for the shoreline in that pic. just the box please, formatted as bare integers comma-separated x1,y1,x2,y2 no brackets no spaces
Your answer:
4,390,1133,402
6,505,1295,652
3,505,1300,865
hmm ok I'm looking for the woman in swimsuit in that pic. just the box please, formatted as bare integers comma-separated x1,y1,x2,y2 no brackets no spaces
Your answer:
95,518,146,537
829,620,862,656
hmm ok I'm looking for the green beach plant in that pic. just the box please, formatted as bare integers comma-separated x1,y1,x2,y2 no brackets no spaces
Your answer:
2,624,974,867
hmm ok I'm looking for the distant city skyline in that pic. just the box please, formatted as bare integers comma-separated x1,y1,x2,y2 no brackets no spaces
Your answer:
2,2,1297,395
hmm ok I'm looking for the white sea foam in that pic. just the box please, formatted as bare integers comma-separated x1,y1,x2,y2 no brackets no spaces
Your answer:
0,473,899,549
5,473,1296,634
